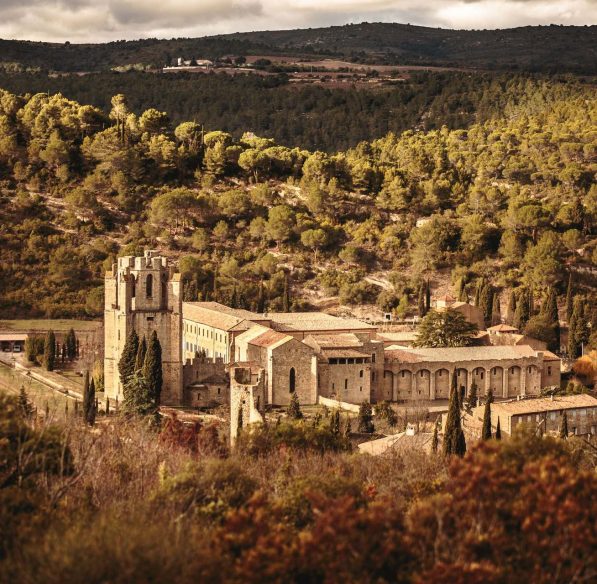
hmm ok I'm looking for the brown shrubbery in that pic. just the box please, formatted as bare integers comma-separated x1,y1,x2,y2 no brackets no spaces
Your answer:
1,391,596,583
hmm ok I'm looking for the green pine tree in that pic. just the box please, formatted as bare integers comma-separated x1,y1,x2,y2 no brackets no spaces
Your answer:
357,401,375,433
481,396,492,440
495,417,502,440
480,283,493,327
143,331,163,408
118,329,139,389
443,381,466,457
43,330,56,371
559,411,568,439
287,391,303,419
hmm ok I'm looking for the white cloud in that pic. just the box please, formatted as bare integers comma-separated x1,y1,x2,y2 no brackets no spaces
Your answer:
0,0,594,42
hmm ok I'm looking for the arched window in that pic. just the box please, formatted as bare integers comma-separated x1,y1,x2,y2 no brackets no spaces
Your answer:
146,274,153,298
289,368,296,393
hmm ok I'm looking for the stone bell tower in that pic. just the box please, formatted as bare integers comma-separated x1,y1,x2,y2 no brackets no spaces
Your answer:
104,250,182,405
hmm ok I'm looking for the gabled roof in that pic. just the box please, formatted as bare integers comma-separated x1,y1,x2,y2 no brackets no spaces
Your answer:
487,324,519,333
304,333,364,349
267,312,375,333
249,329,294,349
384,345,539,363
183,302,268,332
492,394,597,416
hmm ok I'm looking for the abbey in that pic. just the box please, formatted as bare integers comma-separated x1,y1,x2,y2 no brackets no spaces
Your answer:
105,252,561,412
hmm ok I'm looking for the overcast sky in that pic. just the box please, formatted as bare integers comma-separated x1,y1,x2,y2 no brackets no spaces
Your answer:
0,1,595,43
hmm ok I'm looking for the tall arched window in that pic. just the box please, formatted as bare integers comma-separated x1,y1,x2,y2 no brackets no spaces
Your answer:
146,274,153,298
289,368,296,393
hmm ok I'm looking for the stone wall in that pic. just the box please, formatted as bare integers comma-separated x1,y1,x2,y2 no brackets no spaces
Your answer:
229,364,266,446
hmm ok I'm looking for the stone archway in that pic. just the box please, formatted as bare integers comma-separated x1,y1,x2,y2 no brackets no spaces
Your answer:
489,366,504,397
435,368,450,399
507,365,521,397
397,370,412,400
415,369,431,399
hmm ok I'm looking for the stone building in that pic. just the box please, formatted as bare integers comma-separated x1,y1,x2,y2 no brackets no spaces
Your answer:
473,394,597,437
182,302,270,362
265,312,378,340
229,362,266,445
104,251,183,405
303,333,384,403
434,297,485,330
182,354,228,408
234,325,317,406
383,345,560,401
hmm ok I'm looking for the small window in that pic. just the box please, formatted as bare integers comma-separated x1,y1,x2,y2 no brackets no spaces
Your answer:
401,371,405,378
548,366,552,375
480,372,484,380
371,353,376,363
217,387,221,395
147,316,154,322
360,370,364,378
344,379,348,389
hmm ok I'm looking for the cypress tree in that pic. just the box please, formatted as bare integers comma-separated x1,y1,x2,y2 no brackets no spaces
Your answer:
66,328,77,360
417,284,426,317
507,290,517,325
283,274,291,312
491,293,501,326
513,290,530,330
474,278,484,307
495,417,502,440
479,283,493,327
257,279,266,313
425,279,431,313
135,335,147,373
143,331,163,408
443,381,466,457
330,410,341,436
344,417,352,439
83,372,96,426
565,272,574,322
118,329,139,389
287,391,303,419
43,330,56,371
450,369,458,404
541,287,560,352
466,381,478,412
481,395,492,440
457,277,467,302
431,420,439,453
123,373,154,416
18,386,34,419
559,411,569,439
528,286,535,316
357,401,375,433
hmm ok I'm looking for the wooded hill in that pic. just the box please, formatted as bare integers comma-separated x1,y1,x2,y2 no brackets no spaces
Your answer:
1,22,595,73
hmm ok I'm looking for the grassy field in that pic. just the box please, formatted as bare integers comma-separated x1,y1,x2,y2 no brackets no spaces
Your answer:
0,319,101,332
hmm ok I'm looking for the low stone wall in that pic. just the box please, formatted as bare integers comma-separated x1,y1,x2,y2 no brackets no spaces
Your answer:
318,395,361,413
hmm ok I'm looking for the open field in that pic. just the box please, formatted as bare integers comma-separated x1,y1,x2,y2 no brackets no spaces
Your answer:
0,319,101,332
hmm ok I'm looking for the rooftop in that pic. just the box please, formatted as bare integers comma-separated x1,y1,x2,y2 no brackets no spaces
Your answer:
385,345,540,363
249,329,294,349
492,394,597,416
183,302,268,331
487,324,519,333
304,333,365,349
266,312,375,333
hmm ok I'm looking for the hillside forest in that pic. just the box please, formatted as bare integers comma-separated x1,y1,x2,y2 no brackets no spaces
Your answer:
0,73,595,351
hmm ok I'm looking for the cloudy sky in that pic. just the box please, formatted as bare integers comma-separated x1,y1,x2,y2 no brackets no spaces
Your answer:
0,0,595,43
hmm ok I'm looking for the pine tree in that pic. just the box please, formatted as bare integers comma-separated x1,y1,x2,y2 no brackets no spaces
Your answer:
559,411,569,439
443,381,466,457
143,331,163,408
83,372,96,426
565,272,574,322
495,417,502,440
118,329,139,388
431,420,439,453
135,335,147,373
43,330,56,371
491,293,501,326
287,391,303,419
357,401,375,433
123,373,154,416
18,386,34,419
481,395,492,440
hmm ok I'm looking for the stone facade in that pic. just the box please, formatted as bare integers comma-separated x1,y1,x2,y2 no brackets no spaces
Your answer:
104,251,182,405
182,354,228,407
383,346,560,401
229,363,266,446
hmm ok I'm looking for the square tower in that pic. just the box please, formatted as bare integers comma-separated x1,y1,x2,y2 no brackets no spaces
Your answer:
104,250,183,405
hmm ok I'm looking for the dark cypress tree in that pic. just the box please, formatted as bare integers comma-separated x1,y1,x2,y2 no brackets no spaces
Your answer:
481,395,492,440
135,335,147,373
513,290,530,331
528,286,535,317
106,397,110,416
123,373,154,416
143,331,163,408
61,343,67,363
559,411,569,439
283,273,291,312
443,381,466,457
507,290,517,325
479,283,493,327
18,386,34,419
66,328,77,360
431,420,439,453
450,369,458,405
257,279,266,313
230,284,239,309
425,279,431,313
330,410,341,436
43,330,56,371
466,381,478,412
343,417,352,439
418,284,426,317
287,391,303,419
491,293,501,326
83,372,96,426
474,277,484,307
565,272,574,322
357,401,375,433
457,277,467,302
118,329,139,389
541,287,560,352
495,417,502,440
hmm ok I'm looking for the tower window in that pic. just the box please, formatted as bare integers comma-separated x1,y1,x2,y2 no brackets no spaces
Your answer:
146,274,153,298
